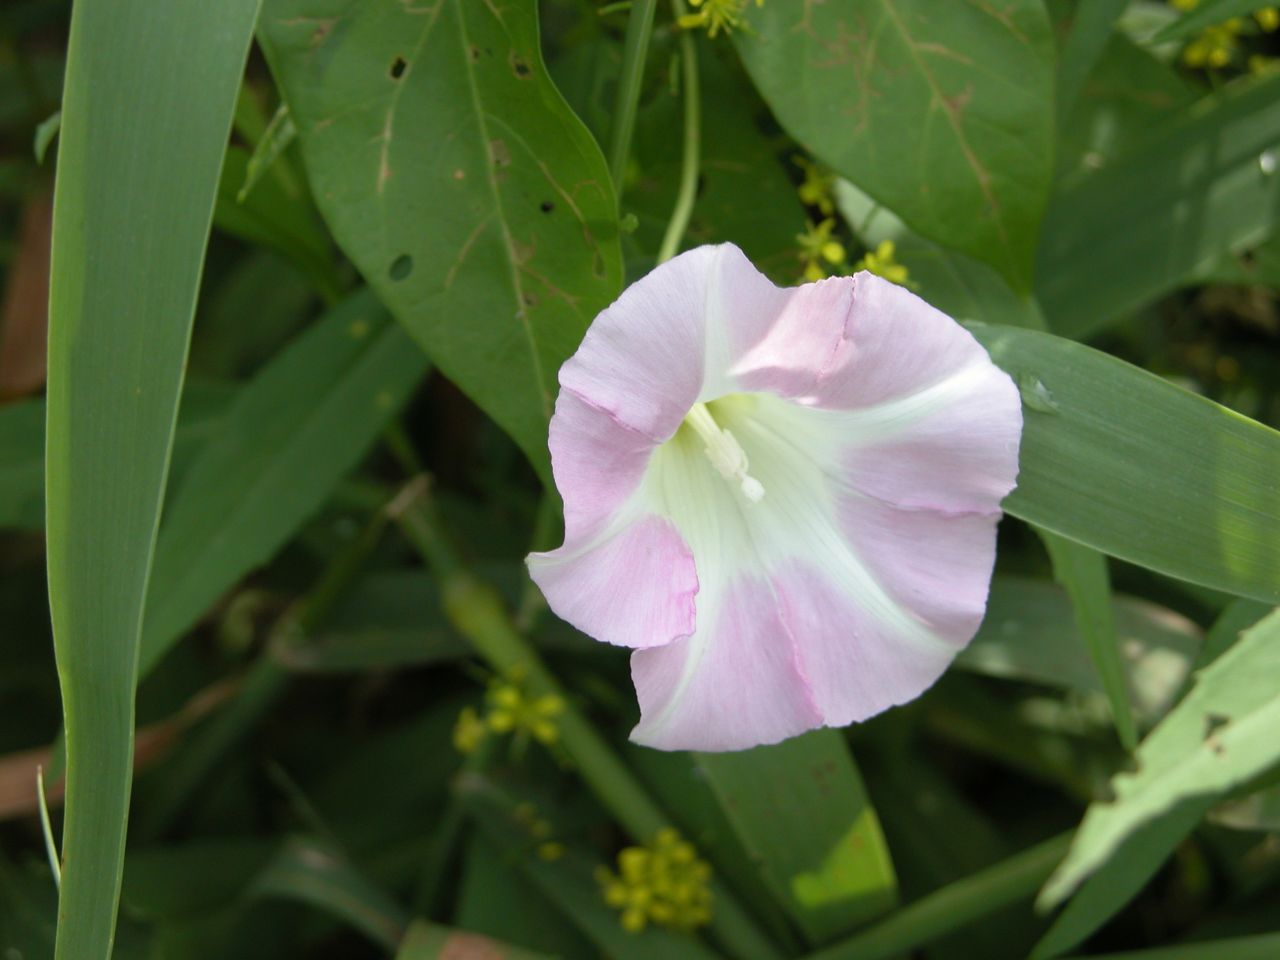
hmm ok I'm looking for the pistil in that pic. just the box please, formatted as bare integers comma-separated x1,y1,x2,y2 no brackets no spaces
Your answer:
684,402,765,502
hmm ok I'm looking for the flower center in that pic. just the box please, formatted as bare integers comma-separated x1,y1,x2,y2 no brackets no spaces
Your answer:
683,401,766,503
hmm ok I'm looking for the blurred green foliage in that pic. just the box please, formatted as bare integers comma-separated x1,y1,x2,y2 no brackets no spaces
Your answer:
3,1,1280,958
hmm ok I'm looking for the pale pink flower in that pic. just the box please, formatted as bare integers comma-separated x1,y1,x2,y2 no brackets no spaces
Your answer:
527,244,1022,752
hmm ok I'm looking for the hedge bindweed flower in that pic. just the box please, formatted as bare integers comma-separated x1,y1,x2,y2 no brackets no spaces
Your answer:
527,244,1021,752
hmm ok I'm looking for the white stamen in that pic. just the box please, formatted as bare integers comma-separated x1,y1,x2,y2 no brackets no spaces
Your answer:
684,402,766,502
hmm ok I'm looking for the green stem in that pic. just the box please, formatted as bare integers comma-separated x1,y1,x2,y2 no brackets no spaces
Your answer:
607,0,658,192
805,832,1073,960
656,5,700,265
390,479,780,960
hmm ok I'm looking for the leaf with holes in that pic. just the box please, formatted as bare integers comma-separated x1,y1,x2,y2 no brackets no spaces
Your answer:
259,0,623,480
1039,609,1280,909
734,0,1055,291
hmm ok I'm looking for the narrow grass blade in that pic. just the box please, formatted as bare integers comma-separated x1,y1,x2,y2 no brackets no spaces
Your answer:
44,1,259,956
1040,530,1138,750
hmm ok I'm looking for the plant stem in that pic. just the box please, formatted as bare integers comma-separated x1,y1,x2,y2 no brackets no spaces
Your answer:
805,832,1073,960
656,5,700,265
389,477,781,960
607,0,658,192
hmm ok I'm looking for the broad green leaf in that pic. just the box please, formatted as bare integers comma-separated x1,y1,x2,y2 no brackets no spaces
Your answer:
139,291,428,679
396,919,553,960
1154,0,1279,42
44,1,259,956
249,835,407,949
970,323,1280,604
833,178,1044,329
1038,73,1280,338
259,0,623,479
694,730,897,945
1040,531,1138,750
961,576,1201,725
1040,609,1280,910
1064,935,1280,960
0,383,232,531
1196,233,1280,287
734,0,1055,291
1056,0,1131,115
1057,32,1199,181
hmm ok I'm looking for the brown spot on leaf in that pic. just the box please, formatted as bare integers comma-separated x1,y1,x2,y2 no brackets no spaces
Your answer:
509,49,532,78
539,200,554,213
453,169,466,180
489,139,511,168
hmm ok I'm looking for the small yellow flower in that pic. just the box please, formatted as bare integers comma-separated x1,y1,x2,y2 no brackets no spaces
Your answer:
484,675,566,744
1257,6,1280,31
797,218,848,281
1169,0,1198,10
793,154,836,216
1181,19,1242,69
677,0,763,38
854,239,910,286
452,706,487,755
597,828,713,934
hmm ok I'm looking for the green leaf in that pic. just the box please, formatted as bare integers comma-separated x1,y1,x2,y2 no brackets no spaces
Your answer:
1056,0,1131,116
1037,73,1280,339
969,323,1280,604
1153,0,1279,42
1040,531,1138,750
1057,31,1198,181
33,110,60,164
1040,609,1280,909
43,0,259,956
1031,804,1204,959
694,731,897,945
258,0,623,479
395,919,553,960
237,102,297,204
0,384,234,532
139,291,428,679
734,0,1055,291
832,178,1044,329
961,576,1201,725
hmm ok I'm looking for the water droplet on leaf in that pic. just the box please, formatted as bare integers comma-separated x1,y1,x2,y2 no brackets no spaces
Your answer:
1018,374,1059,413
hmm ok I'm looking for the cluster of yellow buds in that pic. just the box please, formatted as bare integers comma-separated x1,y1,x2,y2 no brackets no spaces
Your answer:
1172,0,1280,70
597,828,713,934
855,239,910,286
796,219,847,282
793,154,836,216
677,0,763,38
452,670,565,755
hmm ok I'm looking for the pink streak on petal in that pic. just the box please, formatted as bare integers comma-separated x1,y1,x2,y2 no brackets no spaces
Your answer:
776,560,962,729
557,246,719,441
548,389,656,540
729,275,855,399
839,362,1022,515
527,514,698,651
629,574,823,752
835,495,1001,644
817,272,1000,410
